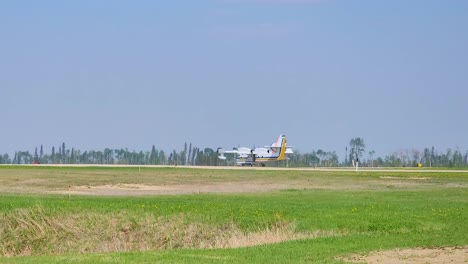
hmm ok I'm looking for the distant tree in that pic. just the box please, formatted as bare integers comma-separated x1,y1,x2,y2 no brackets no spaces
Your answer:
95,151,104,164
114,149,124,164
431,146,435,167
328,151,339,166
398,149,412,167
444,148,453,167
3,154,10,164
423,148,431,167
376,157,384,167
172,150,178,165
345,146,348,166
349,137,366,164
17,151,32,164
50,146,55,163
453,149,463,167
150,145,157,164
286,152,300,166
70,148,76,164
411,149,420,166
34,147,39,163
40,145,44,163
139,151,145,164
368,150,375,167
80,151,88,164
187,143,192,165
172,152,176,165
168,152,173,165
62,142,66,164
190,147,197,165
204,148,218,166
104,148,113,164
181,143,187,165
385,152,400,167
316,149,324,166
159,150,166,165
308,151,320,167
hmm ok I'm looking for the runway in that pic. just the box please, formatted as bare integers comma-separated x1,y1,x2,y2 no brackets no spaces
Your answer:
2,164,467,173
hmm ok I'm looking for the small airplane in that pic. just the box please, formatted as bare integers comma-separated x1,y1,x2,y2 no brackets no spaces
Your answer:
217,134,293,167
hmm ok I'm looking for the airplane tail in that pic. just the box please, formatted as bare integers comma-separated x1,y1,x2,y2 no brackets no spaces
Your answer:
276,134,287,161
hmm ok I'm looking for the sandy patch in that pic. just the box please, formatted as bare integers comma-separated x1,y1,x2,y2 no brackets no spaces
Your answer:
51,182,295,196
380,176,431,180
49,178,450,196
341,246,468,264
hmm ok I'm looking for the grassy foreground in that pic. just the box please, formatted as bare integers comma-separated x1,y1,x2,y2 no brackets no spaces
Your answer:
0,166,466,263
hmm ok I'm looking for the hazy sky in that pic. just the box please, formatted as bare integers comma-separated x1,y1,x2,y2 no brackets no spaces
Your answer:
1,0,467,159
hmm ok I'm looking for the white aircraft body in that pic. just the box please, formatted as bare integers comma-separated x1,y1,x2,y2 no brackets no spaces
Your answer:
217,134,293,166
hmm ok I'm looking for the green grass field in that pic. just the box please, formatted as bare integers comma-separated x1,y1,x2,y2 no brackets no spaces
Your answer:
0,166,466,263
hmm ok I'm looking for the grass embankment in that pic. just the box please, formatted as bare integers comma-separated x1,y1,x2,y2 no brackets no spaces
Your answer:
1,190,467,263
0,166,466,263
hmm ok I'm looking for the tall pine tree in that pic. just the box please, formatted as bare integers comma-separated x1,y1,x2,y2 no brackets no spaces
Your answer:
34,147,39,163
62,142,66,164
150,145,157,164
40,145,44,163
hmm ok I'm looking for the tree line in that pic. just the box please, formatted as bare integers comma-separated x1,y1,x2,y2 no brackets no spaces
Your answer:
0,142,219,166
0,138,467,167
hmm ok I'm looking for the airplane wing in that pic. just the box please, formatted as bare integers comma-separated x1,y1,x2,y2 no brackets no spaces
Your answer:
223,150,241,154
217,147,252,160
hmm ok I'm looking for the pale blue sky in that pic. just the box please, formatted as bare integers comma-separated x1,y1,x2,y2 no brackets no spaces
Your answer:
1,0,467,159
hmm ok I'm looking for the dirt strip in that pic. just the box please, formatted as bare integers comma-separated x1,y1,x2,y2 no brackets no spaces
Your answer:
341,246,468,264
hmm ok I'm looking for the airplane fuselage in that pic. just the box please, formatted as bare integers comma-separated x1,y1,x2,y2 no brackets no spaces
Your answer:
218,134,292,167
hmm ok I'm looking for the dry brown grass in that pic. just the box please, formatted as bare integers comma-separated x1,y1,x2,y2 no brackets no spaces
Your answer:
0,206,339,257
